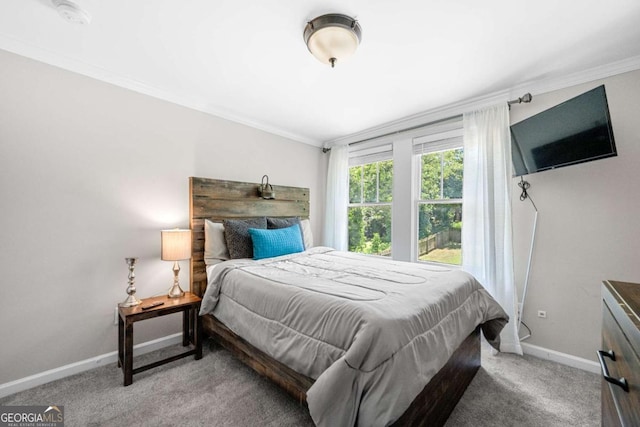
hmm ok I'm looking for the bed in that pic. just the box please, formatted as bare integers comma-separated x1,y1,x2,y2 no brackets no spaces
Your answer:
189,177,507,427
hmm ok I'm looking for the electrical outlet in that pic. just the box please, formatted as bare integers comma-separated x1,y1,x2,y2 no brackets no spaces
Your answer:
537,310,547,318
114,306,119,325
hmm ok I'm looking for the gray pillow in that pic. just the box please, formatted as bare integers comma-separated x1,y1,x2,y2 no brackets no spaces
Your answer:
267,217,300,229
223,217,267,259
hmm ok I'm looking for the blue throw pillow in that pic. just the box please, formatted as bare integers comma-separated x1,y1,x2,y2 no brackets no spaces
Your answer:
248,224,305,260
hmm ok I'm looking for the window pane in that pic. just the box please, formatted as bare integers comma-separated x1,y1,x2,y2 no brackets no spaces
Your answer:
349,166,362,203
378,160,393,202
421,153,442,200
348,205,392,256
363,163,378,202
420,148,464,200
443,148,463,199
417,203,462,265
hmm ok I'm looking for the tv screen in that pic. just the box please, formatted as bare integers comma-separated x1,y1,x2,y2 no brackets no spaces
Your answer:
510,85,616,177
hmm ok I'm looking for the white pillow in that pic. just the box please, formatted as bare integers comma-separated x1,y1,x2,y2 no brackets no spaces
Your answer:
300,219,314,249
204,219,230,265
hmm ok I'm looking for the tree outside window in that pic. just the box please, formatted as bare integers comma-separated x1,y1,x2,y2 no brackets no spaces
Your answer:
418,148,463,265
348,160,392,256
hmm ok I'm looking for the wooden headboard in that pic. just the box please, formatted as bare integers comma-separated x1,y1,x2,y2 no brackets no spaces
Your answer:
189,177,310,297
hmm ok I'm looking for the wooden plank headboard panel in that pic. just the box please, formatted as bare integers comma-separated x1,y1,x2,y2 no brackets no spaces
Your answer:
189,177,310,297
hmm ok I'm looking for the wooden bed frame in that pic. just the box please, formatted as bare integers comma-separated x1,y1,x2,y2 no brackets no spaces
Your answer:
189,176,480,426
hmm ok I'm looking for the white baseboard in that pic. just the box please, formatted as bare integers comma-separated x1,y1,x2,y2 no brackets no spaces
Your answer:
0,333,182,399
521,342,600,374
0,334,600,400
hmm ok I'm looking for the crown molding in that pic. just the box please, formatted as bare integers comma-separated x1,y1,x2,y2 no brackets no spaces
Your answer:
518,54,640,97
3,31,639,150
325,55,640,147
0,34,323,147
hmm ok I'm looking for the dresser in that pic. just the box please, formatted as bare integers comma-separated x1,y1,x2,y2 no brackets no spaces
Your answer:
600,280,640,426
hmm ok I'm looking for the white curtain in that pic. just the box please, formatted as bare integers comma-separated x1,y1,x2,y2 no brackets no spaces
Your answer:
462,104,522,355
324,145,349,250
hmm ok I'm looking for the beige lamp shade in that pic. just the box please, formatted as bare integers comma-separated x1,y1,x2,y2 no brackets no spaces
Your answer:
161,229,192,261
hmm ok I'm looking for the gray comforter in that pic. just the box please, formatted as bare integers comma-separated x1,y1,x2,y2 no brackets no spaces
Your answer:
200,247,507,426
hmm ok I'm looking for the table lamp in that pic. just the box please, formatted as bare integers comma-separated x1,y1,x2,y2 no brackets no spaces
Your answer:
161,229,192,298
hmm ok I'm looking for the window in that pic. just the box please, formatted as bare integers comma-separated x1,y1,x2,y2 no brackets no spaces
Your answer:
348,160,393,256
341,117,462,263
411,117,464,265
416,147,463,265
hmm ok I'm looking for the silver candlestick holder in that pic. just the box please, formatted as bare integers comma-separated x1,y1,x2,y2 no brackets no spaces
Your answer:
119,257,142,307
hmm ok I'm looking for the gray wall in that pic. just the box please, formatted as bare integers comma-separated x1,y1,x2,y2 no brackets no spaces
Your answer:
511,69,640,360
0,49,326,384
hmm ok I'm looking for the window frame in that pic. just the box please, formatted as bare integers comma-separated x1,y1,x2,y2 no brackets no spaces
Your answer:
339,116,465,264
413,134,464,266
347,158,393,257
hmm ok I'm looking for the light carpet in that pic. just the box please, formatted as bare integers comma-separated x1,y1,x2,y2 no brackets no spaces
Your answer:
0,340,600,426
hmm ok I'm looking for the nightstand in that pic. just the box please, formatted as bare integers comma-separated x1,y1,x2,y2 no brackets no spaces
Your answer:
117,292,202,386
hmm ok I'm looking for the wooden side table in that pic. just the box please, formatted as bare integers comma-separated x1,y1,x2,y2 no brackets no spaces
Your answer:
118,292,202,386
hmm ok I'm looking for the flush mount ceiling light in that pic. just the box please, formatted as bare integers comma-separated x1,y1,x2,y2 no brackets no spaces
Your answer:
51,0,91,25
303,13,362,68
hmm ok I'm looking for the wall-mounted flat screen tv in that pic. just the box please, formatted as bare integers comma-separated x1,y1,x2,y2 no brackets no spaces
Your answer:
511,85,616,177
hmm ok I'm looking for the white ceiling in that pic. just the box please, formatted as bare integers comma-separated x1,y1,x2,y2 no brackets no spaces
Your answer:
1,0,640,146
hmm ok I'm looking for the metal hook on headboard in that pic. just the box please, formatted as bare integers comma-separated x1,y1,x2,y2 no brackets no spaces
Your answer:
259,175,275,199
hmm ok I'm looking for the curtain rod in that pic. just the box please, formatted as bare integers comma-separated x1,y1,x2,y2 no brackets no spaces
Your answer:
322,93,533,153
507,93,533,106
322,115,460,153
